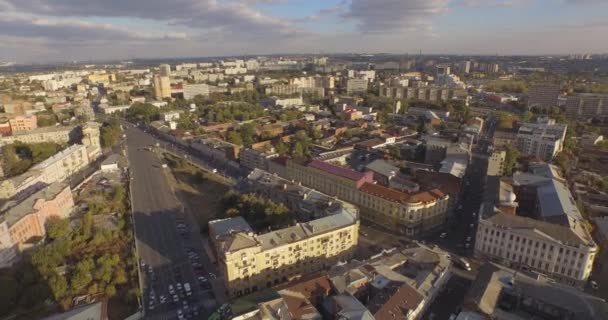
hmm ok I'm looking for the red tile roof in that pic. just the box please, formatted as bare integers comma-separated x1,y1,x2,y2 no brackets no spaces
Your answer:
368,282,424,319
360,183,446,205
309,160,370,182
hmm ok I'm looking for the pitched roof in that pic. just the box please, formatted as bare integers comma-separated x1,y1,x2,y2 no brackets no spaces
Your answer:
359,183,446,205
309,160,368,182
368,282,423,319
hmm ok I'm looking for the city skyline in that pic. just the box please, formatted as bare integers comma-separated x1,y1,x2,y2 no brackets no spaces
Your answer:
1,0,608,63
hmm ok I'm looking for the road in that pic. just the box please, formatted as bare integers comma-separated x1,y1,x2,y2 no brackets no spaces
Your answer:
126,125,216,319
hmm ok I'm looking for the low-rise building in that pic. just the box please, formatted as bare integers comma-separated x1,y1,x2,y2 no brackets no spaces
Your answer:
8,114,37,133
240,148,278,171
486,149,506,176
0,125,76,146
0,182,74,267
99,104,130,115
476,166,597,288
463,263,608,319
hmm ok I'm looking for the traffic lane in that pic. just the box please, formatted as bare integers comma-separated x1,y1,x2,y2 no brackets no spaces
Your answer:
127,128,195,317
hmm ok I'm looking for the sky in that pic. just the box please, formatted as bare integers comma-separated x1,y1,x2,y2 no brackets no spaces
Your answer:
0,0,607,63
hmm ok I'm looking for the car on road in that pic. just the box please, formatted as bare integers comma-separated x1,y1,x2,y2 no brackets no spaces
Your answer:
591,280,599,290
440,232,447,239
173,294,179,302
169,285,175,295
456,257,472,271
184,282,192,296
209,272,217,279
177,309,184,320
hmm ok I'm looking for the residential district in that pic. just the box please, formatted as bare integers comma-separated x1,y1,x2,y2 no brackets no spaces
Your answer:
1,54,608,320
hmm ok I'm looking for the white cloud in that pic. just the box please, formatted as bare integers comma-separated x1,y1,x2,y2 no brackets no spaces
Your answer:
344,0,450,33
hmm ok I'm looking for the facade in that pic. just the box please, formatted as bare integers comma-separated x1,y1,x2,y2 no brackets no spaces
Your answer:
0,144,90,200
182,83,210,99
516,122,567,161
380,85,467,103
476,166,597,288
99,104,130,115
286,160,450,236
527,85,560,111
475,212,597,288
8,114,38,132
210,208,359,298
486,150,506,176
565,93,608,119
346,79,368,95
240,148,278,171
153,75,171,99
0,182,74,267
159,64,171,77
87,73,115,84
0,125,75,146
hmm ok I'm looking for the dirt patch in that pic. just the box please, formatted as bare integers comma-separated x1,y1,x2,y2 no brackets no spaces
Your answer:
163,154,231,229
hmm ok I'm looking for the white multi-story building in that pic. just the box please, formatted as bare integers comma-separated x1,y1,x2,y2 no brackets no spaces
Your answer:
182,83,209,99
516,121,567,161
346,79,368,95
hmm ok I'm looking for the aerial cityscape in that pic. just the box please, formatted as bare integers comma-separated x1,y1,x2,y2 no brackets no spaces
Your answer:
2,1,608,320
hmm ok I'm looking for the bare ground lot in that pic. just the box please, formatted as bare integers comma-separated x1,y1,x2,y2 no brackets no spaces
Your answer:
163,153,231,230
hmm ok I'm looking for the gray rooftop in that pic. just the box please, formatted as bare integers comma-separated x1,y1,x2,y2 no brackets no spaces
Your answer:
1,182,70,227
209,216,253,239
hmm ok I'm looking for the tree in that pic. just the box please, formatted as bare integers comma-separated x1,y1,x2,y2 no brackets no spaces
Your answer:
504,145,520,176
46,217,70,240
0,276,19,316
126,102,160,123
239,123,257,146
100,122,122,148
275,141,289,155
227,131,243,146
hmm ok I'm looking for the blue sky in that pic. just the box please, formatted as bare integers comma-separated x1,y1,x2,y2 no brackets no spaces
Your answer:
0,0,607,63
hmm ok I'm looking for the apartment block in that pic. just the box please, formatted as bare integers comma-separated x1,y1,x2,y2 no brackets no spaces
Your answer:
240,148,278,171
0,182,74,267
0,125,76,146
182,83,209,99
380,85,466,103
346,79,368,95
153,75,171,99
209,205,359,298
516,121,567,161
565,93,608,119
527,85,560,111
0,144,90,200
8,114,37,133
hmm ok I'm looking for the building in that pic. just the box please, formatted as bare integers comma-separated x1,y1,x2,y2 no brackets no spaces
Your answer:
380,85,467,103
0,125,76,146
8,114,37,133
87,73,115,84
159,64,171,77
0,144,90,200
160,111,182,122
182,83,209,99
240,148,278,171
486,149,506,176
475,167,598,288
99,104,130,115
516,121,567,161
346,79,368,95
209,202,359,297
492,128,517,147
81,122,102,160
286,159,450,236
462,263,608,319
0,182,74,267
153,75,171,99
527,85,560,111
565,93,608,119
